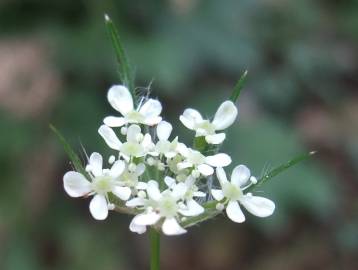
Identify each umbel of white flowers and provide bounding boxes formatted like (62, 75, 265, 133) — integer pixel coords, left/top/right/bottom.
(63, 85, 275, 236)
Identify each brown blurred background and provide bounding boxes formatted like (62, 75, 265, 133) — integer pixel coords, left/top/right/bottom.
(0, 0, 357, 269)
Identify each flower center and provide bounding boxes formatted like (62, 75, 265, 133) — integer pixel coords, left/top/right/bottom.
(121, 142, 144, 157)
(158, 195, 178, 217)
(188, 151, 205, 165)
(126, 111, 145, 123)
(120, 171, 138, 187)
(156, 140, 171, 154)
(223, 183, 243, 201)
(92, 176, 114, 194)
(195, 120, 216, 135)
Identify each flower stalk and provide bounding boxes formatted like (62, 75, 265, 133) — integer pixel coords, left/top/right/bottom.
(150, 228, 161, 270)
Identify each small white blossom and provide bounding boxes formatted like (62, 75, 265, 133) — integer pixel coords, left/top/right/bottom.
(164, 176, 205, 216)
(177, 143, 231, 176)
(63, 152, 131, 220)
(179, 101, 238, 144)
(99, 124, 154, 160)
(119, 162, 146, 190)
(149, 121, 179, 158)
(103, 85, 162, 127)
(127, 180, 201, 235)
(211, 166, 275, 223)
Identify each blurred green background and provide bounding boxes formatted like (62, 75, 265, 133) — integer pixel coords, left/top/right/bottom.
(0, 0, 357, 269)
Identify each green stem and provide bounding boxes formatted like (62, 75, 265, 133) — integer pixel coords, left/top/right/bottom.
(150, 228, 160, 270)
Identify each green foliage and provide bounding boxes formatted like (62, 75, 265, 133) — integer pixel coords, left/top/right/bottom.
(230, 70, 248, 103)
(50, 124, 89, 179)
(245, 151, 316, 192)
(104, 14, 135, 101)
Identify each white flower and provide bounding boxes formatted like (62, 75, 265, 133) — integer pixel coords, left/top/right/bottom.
(149, 121, 179, 158)
(63, 153, 131, 220)
(177, 143, 231, 176)
(179, 101, 238, 144)
(119, 162, 147, 189)
(164, 176, 205, 216)
(128, 180, 200, 235)
(99, 124, 154, 160)
(103, 85, 162, 127)
(211, 165, 275, 223)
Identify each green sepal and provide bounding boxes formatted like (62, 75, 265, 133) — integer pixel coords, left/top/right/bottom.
(193, 136, 207, 152)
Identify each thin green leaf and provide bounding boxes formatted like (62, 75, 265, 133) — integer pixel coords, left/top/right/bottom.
(104, 14, 135, 100)
(245, 151, 317, 192)
(230, 70, 248, 103)
(50, 124, 89, 178)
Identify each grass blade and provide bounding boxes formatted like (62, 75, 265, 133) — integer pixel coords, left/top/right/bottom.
(50, 124, 89, 178)
(104, 14, 135, 100)
(246, 151, 317, 192)
(230, 70, 248, 103)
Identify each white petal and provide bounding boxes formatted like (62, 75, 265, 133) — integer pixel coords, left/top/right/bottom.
(216, 167, 228, 185)
(177, 162, 193, 171)
(205, 153, 232, 167)
(226, 200, 245, 223)
(127, 124, 141, 143)
(205, 133, 226, 144)
(142, 133, 154, 149)
(172, 182, 187, 199)
(133, 212, 161, 226)
(176, 142, 189, 157)
(212, 101, 238, 130)
(129, 218, 147, 234)
(240, 195, 275, 218)
(179, 108, 202, 130)
(136, 181, 147, 190)
(135, 163, 146, 176)
(183, 108, 203, 122)
(112, 186, 131, 201)
(179, 116, 195, 130)
(110, 160, 125, 178)
(126, 197, 146, 207)
(89, 194, 108, 220)
(162, 218, 187, 235)
(179, 199, 204, 216)
(139, 99, 162, 118)
(143, 116, 162, 126)
(98, 125, 122, 150)
(157, 121, 172, 141)
(107, 85, 133, 115)
(197, 164, 214, 176)
(164, 176, 176, 188)
(63, 171, 91, 197)
(211, 189, 224, 201)
(231, 165, 251, 187)
(103, 116, 127, 127)
(146, 180, 161, 201)
(193, 191, 206, 198)
(89, 152, 103, 177)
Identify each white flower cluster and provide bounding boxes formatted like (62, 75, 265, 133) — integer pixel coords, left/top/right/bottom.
(63, 85, 275, 235)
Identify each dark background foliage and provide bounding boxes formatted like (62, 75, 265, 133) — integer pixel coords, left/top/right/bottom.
(0, 0, 357, 269)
